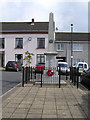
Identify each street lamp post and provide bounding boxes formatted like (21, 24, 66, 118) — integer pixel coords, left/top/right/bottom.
(70, 24, 73, 81)
(71, 24, 73, 67)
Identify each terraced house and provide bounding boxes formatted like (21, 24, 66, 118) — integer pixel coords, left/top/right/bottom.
(55, 32, 89, 67)
(0, 13, 89, 67)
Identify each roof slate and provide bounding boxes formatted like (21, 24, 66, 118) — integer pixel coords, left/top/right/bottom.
(55, 32, 89, 41)
(0, 22, 49, 33)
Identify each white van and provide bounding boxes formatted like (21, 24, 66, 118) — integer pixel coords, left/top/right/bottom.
(57, 62, 70, 74)
(75, 62, 88, 73)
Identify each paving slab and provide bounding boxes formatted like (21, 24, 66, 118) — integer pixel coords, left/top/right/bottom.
(2, 80, 89, 119)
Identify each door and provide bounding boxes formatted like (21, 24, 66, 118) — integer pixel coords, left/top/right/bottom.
(0, 51, 5, 67)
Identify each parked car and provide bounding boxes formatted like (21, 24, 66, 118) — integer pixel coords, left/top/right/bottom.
(75, 62, 88, 74)
(80, 68, 90, 86)
(57, 62, 70, 75)
(35, 63, 45, 73)
(5, 61, 22, 72)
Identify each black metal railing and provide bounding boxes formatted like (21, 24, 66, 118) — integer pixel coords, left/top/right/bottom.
(70, 67, 80, 88)
(22, 66, 80, 88)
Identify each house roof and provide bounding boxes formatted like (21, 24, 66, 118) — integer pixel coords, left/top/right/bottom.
(55, 32, 89, 41)
(0, 22, 49, 33)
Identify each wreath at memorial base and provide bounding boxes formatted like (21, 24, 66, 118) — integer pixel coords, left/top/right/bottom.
(47, 69, 54, 76)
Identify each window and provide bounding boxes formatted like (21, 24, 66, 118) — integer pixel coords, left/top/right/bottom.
(37, 54, 45, 64)
(37, 38, 45, 48)
(56, 44, 64, 51)
(15, 38, 23, 48)
(0, 38, 5, 49)
(84, 64, 87, 69)
(73, 44, 83, 51)
(15, 54, 23, 65)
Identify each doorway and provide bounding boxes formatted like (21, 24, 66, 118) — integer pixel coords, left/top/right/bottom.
(0, 51, 5, 67)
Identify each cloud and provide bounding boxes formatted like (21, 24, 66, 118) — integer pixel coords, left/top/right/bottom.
(0, 0, 88, 32)
(55, 2, 88, 32)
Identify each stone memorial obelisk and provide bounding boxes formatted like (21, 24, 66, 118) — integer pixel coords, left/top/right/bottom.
(44, 12, 58, 68)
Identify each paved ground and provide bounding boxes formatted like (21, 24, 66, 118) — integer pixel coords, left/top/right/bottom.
(2, 80, 89, 119)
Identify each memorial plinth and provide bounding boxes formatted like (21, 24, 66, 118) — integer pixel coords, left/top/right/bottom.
(44, 52, 57, 68)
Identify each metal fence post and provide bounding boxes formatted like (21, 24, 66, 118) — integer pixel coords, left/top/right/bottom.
(27, 67, 29, 81)
(77, 67, 79, 88)
(66, 70, 68, 80)
(73, 67, 76, 86)
(59, 66, 61, 88)
(25, 67, 28, 84)
(35, 68, 36, 79)
(41, 67, 42, 87)
(70, 67, 73, 82)
(22, 67, 24, 87)
(70, 67, 71, 80)
(29, 66, 30, 80)
(31, 66, 32, 79)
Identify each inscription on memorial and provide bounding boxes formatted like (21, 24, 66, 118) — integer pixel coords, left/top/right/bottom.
(49, 40, 53, 43)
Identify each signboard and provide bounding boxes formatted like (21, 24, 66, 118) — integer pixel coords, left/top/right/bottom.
(56, 57, 66, 62)
(49, 40, 53, 43)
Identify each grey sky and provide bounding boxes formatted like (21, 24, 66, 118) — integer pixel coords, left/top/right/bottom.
(0, 0, 89, 32)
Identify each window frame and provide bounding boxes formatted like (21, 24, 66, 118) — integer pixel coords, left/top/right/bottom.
(37, 54, 45, 64)
(15, 38, 23, 49)
(73, 44, 83, 51)
(37, 38, 45, 49)
(15, 54, 23, 65)
(0, 38, 5, 49)
(56, 43, 64, 51)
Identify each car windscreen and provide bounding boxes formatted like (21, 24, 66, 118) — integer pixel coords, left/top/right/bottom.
(58, 64, 68, 67)
(78, 64, 83, 68)
(8, 61, 17, 64)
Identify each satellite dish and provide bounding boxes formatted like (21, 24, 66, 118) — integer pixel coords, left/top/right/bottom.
(28, 37, 32, 41)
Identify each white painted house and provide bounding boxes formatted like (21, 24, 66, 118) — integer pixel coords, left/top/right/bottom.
(0, 19, 49, 67)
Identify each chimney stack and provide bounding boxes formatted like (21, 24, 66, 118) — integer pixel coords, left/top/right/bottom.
(31, 18, 34, 25)
(32, 18, 34, 23)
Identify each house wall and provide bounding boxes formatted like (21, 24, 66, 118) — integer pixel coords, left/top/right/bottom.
(0, 33, 89, 68)
(55, 41, 89, 67)
(0, 33, 48, 66)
